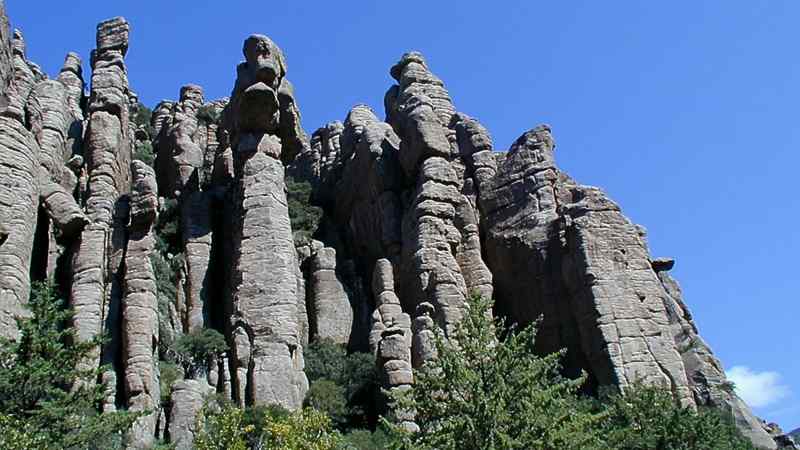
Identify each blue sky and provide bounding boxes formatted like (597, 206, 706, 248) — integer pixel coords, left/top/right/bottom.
(7, 0, 799, 430)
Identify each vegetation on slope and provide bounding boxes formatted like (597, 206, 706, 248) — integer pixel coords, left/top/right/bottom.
(0, 282, 137, 449)
(286, 176, 322, 245)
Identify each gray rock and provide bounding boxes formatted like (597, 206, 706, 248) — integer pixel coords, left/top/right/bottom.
(122, 161, 160, 449)
(168, 379, 214, 450)
(307, 246, 354, 344)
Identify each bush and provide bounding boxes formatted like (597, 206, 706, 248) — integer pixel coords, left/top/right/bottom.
(305, 379, 349, 428)
(134, 141, 155, 167)
(173, 329, 227, 378)
(152, 198, 183, 361)
(344, 428, 396, 450)
(196, 104, 221, 125)
(597, 383, 755, 450)
(386, 294, 603, 450)
(257, 407, 345, 450)
(286, 176, 322, 245)
(159, 361, 183, 405)
(304, 339, 379, 430)
(195, 405, 345, 450)
(195, 405, 252, 450)
(0, 281, 138, 449)
(131, 102, 157, 139)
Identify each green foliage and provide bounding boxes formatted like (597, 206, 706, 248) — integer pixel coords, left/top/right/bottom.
(387, 294, 604, 450)
(0, 281, 138, 449)
(597, 383, 756, 450)
(132, 102, 157, 139)
(173, 328, 227, 378)
(151, 198, 183, 360)
(343, 428, 396, 450)
(306, 379, 349, 428)
(196, 404, 346, 450)
(195, 405, 253, 450)
(196, 104, 221, 125)
(134, 141, 155, 167)
(304, 339, 379, 430)
(256, 407, 346, 450)
(159, 361, 182, 405)
(286, 176, 322, 245)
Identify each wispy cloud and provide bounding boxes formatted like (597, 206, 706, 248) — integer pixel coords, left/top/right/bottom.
(727, 366, 790, 408)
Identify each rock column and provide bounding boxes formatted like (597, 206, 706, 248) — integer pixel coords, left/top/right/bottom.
(122, 161, 160, 449)
(224, 34, 308, 409)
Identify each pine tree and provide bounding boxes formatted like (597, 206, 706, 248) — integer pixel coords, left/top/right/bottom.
(0, 281, 138, 449)
(388, 294, 603, 450)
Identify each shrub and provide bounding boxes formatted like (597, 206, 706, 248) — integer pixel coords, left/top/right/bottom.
(195, 405, 346, 450)
(195, 405, 252, 450)
(344, 428, 396, 450)
(134, 141, 155, 167)
(159, 361, 183, 405)
(0, 281, 138, 449)
(196, 104, 221, 125)
(597, 383, 755, 450)
(304, 339, 379, 430)
(286, 176, 322, 245)
(305, 379, 349, 428)
(386, 294, 603, 450)
(257, 407, 345, 450)
(173, 329, 227, 378)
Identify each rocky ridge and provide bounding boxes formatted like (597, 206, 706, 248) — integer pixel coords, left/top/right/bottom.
(0, 3, 785, 448)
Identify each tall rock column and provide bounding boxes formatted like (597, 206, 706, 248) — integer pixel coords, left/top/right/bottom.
(385, 52, 492, 332)
(71, 17, 133, 403)
(0, 32, 39, 338)
(369, 259, 416, 432)
(223, 34, 308, 409)
(122, 161, 160, 449)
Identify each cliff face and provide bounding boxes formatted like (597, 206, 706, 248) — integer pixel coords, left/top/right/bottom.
(0, 4, 781, 448)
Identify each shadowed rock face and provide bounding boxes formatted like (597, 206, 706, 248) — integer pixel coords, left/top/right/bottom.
(0, 4, 782, 447)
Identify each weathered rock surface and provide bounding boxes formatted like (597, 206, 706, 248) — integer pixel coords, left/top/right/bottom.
(0, 5, 782, 447)
(122, 161, 160, 449)
(222, 34, 308, 409)
(168, 379, 214, 450)
(307, 246, 354, 344)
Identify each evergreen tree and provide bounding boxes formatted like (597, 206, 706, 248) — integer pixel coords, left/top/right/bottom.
(0, 281, 137, 449)
(597, 383, 756, 450)
(387, 294, 603, 450)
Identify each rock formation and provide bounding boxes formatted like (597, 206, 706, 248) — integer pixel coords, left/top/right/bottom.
(220, 33, 309, 409)
(0, 3, 783, 447)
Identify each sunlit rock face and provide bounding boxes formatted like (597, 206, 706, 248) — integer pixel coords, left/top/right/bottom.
(0, 4, 780, 448)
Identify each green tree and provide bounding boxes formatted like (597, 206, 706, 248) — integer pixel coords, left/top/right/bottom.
(286, 176, 322, 245)
(387, 294, 603, 450)
(597, 383, 756, 450)
(304, 339, 379, 430)
(343, 428, 396, 450)
(173, 328, 227, 378)
(196, 404, 347, 450)
(0, 281, 138, 449)
(134, 140, 155, 166)
(305, 379, 349, 428)
(195, 404, 252, 450)
(257, 407, 346, 450)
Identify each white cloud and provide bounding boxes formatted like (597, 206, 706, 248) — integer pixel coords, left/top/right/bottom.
(727, 366, 790, 408)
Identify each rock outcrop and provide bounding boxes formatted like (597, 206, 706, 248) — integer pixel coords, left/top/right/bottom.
(0, 4, 782, 447)
(122, 161, 160, 449)
(221, 34, 308, 409)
